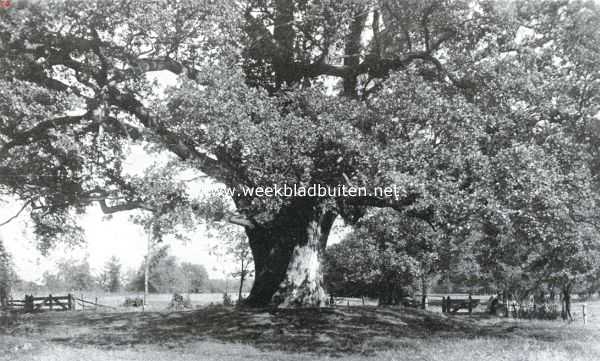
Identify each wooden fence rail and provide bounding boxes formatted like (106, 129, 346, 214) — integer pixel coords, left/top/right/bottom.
(7, 294, 118, 312)
(72, 297, 117, 310)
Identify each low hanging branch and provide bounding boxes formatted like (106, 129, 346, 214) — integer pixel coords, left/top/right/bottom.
(97, 199, 156, 214)
(222, 212, 255, 229)
(0, 200, 31, 227)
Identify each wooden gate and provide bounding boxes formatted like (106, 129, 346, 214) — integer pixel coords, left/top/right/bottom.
(7, 294, 74, 311)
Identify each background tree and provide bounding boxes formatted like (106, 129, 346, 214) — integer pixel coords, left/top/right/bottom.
(128, 244, 169, 293)
(127, 163, 199, 301)
(210, 226, 254, 302)
(325, 234, 398, 302)
(225, 227, 254, 302)
(151, 255, 186, 294)
(324, 209, 446, 305)
(0, 236, 15, 307)
(128, 247, 210, 294)
(180, 262, 209, 293)
(99, 255, 122, 293)
(42, 258, 95, 292)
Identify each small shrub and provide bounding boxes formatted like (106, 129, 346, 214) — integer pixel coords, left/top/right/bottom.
(222, 292, 234, 306)
(168, 293, 192, 310)
(123, 296, 144, 307)
(510, 303, 560, 320)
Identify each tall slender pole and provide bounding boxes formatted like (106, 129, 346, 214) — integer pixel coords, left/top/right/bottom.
(144, 234, 151, 310)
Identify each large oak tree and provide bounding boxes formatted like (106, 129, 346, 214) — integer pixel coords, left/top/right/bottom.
(1, 0, 600, 307)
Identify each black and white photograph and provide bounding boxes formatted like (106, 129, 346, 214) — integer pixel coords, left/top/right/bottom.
(1, 0, 600, 360)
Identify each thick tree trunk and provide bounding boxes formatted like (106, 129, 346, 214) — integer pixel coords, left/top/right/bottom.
(343, 9, 367, 98)
(244, 199, 336, 307)
(273, 0, 295, 88)
(274, 213, 330, 307)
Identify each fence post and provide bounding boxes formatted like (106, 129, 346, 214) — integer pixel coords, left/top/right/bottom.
(468, 294, 473, 315)
(502, 291, 508, 318)
(582, 303, 587, 325)
(49, 294, 53, 311)
(442, 296, 446, 313)
(81, 294, 84, 311)
(68, 294, 72, 311)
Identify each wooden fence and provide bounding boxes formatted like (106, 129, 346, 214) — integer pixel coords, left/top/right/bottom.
(6, 294, 116, 312)
(7, 294, 74, 311)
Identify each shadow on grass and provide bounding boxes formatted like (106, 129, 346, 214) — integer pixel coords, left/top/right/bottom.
(1, 306, 589, 355)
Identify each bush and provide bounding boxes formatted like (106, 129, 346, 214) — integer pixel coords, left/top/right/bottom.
(510, 303, 560, 320)
(222, 292, 234, 306)
(123, 296, 144, 307)
(168, 293, 192, 310)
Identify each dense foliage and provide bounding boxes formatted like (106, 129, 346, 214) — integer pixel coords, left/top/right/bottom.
(325, 209, 440, 304)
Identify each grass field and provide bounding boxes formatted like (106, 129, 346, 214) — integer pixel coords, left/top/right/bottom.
(65, 292, 249, 311)
(1, 299, 599, 361)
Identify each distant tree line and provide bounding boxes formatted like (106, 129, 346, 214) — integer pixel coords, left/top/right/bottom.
(9, 246, 251, 296)
(0, 236, 16, 307)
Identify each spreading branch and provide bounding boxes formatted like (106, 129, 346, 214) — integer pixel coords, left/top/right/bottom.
(0, 113, 90, 157)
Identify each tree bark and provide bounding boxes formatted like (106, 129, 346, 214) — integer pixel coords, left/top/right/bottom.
(244, 199, 336, 307)
(273, 0, 296, 88)
(343, 9, 367, 98)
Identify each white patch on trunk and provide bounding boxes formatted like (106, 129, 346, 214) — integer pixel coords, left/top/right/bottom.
(276, 220, 327, 307)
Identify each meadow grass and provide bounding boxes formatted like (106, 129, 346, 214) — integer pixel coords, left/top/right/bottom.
(1, 300, 599, 361)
